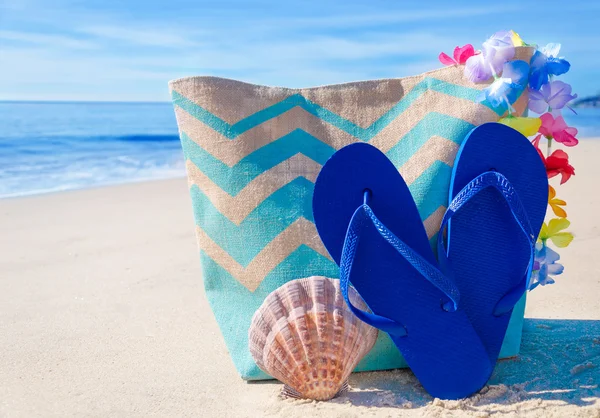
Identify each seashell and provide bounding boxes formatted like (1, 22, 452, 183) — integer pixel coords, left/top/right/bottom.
(248, 276, 378, 401)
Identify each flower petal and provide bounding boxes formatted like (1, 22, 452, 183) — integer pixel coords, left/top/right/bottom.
(554, 130, 579, 147)
(541, 277, 556, 286)
(528, 88, 549, 114)
(439, 52, 457, 66)
(550, 232, 574, 248)
(538, 222, 549, 241)
(529, 68, 549, 91)
(547, 218, 570, 235)
(538, 113, 554, 137)
(498, 116, 541, 137)
(455, 44, 476, 64)
(510, 31, 525, 46)
(530, 50, 547, 69)
(503, 60, 529, 86)
(546, 57, 570, 76)
(545, 246, 561, 263)
(546, 149, 575, 184)
(548, 185, 568, 218)
(546, 81, 577, 110)
(550, 203, 567, 219)
(464, 54, 492, 82)
(551, 117, 579, 146)
(541, 43, 562, 57)
(547, 262, 564, 276)
(529, 50, 549, 90)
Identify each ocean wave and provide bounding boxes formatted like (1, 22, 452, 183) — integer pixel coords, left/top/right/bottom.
(0, 142, 186, 198)
(0, 172, 186, 199)
(0, 161, 186, 199)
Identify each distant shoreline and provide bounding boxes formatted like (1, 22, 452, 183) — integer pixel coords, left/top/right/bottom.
(572, 95, 600, 108)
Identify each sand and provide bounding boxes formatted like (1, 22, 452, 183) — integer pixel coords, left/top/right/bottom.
(1, 140, 599, 417)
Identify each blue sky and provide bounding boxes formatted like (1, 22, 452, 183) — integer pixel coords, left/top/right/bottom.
(0, 0, 598, 101)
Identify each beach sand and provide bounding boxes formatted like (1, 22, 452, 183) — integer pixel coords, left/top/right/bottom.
(1, 140, 599, 417)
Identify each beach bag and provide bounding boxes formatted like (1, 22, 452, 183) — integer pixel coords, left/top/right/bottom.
(169, 47, 534, 380)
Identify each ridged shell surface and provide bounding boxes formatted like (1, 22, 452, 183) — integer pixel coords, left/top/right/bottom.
(248, 276, 378, 401)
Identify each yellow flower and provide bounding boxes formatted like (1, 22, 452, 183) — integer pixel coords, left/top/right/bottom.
(548, 185, 567, 218)
(498, 116, 542, 137)
(538, 218, 573, 248)
(510, 30, 525, 47)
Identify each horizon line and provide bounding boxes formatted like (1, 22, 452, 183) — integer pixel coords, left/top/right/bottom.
(0, 100, 172, 105)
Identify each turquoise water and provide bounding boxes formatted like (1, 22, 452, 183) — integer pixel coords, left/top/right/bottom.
(563, 107, 600, 138)
(0, 101, 183, 198)
(0, 101, 598, 198)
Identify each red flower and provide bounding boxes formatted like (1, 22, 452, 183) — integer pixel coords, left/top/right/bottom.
(439, 44, 477, 66)
(532, 135, 575, 184)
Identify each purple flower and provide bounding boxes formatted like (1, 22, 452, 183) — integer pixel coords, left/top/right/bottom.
(465, 31, 516, 83)
(528, 80, 578, 114)
(465, 54, 489, 83)
(529, 44, 571, 90)
(477, 60, 529, 113)
(529, 242, 564, 290)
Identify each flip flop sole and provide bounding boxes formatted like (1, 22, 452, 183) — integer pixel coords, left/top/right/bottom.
(313, 143, 492, 399)
(447, 123, 548, 364)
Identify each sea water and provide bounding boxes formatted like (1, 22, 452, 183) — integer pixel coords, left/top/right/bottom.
(0, 101, 184, 198)
(0, 101, 598, 198)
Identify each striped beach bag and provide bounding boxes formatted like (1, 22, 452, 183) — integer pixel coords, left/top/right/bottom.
(169, 47, 533, 380)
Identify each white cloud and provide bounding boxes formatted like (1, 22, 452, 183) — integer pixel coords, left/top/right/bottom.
(0, 30, 97, 49)
(78, 26, 202, 48)
(0, 0, 596, 100)
(270, 6, 522, 30)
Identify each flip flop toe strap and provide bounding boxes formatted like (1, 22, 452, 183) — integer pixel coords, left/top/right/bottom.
(437, 171, 536, 317)
(340, 193, 461, 337)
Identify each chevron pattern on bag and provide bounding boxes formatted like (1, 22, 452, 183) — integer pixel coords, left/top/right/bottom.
(171, 74, 509, 292)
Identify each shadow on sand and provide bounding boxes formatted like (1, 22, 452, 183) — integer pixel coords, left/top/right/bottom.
(331, 318, 600, 411)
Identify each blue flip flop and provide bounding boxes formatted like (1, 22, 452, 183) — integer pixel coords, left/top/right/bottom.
(313, 143, 492, 400)
(438, 122, 548, 365)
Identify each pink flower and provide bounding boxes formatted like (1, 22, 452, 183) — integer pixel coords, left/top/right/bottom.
(439, 44, 477, 66)
(538, 113, 579, 146)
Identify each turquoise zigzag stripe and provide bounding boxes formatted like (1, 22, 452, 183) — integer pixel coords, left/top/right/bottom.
(172, 77, 485, 141)
(185, 113, 471, 266)
(199, 246, 340, 380)
(411, 161, 453, 221)
(386, 114, 474, 166)
(182, 130, 335, 196)
(182, 113, 472, 196)
(190, 177, 314, 266)
(190, 161, 452, 266)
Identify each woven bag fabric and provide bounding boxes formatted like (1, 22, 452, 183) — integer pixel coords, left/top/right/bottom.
(169, 47, 534, 380)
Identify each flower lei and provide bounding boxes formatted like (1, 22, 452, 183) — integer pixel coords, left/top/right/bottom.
(439, 30, 577, 290)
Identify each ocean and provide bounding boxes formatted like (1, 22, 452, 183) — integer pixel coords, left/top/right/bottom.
(0, 101, 184, 198)
(0, 101, 598, 199)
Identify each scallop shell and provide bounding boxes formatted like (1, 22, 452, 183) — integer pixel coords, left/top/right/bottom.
(248, 276, 378, 401)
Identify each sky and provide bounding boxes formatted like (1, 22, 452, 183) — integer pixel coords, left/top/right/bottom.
(0, 0, 598, 102)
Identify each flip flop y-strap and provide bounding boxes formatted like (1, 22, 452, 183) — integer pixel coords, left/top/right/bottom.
(340, 191, 461, 337)
(437, 171, 536, 316)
